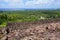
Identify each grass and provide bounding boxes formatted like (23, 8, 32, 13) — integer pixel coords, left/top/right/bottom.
(0, 10, 60, 27)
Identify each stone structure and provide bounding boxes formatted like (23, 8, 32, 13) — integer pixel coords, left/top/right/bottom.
(0, 19, 60, 40)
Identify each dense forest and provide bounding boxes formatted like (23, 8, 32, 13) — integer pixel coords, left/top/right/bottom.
(0, 10, 60, 26)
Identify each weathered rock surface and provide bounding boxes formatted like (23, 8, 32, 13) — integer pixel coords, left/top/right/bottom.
(0, 19, 60, 40)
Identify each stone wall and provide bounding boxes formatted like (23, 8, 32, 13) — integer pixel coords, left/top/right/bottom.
(6, 18, 60, 33)
(0, 18, 60, 40)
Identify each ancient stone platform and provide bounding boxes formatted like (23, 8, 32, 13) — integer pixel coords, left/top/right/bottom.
(1, 19, 60, 40)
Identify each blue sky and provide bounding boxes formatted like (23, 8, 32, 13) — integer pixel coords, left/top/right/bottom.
(0, 0, 60, 9)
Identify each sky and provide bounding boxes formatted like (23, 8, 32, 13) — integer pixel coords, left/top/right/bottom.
(0, 0, 60, 9)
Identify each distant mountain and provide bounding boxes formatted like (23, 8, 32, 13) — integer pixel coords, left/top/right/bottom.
(0, 8, 60, 11)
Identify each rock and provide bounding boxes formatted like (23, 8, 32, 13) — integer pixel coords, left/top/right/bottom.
(1, 19, 60, 40)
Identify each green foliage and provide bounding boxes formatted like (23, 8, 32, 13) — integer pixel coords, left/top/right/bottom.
(0, 10, 60, 26)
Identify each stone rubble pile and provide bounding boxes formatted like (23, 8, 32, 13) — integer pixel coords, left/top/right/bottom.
(0, 19, 60, 40)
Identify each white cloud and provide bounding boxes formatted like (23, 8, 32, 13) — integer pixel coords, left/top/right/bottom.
(36, 0, 54, 4)
(0, 0, 24, 8)
(0, 0, 60, 9)
(2, 0, 22, 3)
(25, 0, 54, 7)
(3, 0, 9, 2)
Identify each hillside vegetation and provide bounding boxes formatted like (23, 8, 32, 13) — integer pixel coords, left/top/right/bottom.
(0, 10, 60, 26)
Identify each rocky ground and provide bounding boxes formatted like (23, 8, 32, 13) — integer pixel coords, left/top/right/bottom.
(0, 19, 60, 40)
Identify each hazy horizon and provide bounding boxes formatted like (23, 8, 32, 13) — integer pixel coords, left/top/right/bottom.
(0, 0, 60, 10)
